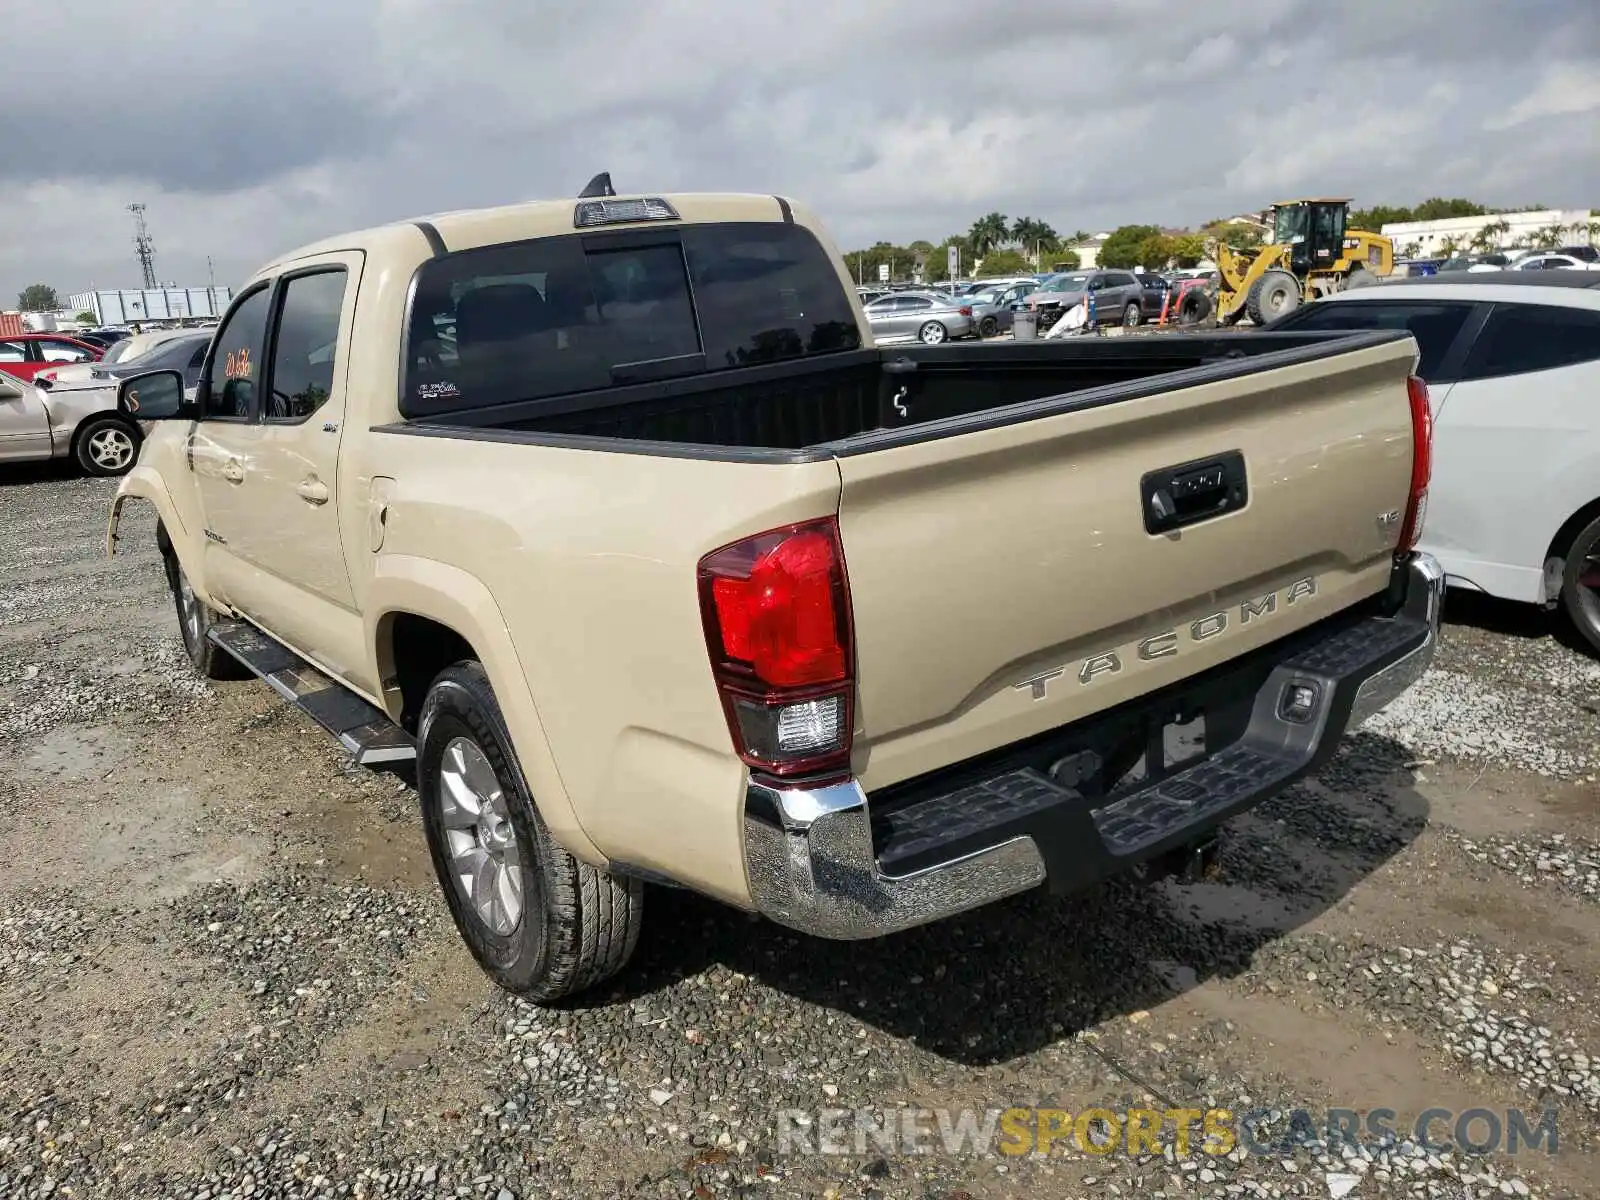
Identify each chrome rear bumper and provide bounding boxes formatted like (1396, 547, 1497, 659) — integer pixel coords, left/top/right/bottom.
(742, 553, 1444, 941)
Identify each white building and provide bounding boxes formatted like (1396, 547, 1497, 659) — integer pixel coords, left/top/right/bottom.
(1381, 209, 1593, 257)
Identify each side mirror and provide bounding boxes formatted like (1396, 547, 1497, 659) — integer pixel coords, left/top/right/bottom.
(118, 370, 194, 420)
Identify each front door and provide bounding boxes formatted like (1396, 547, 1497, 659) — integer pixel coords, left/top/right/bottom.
(0, 373, 51, 462)
(194, 255, 367, 682)
(190, 284, 273, 606)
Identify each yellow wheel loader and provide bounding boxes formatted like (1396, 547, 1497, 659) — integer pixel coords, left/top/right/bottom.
(1211, 199, 1395, 326)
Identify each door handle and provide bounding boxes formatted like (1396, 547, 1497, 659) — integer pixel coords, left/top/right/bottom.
(297, 477, 330, 505)
(222, 457, 245, 483)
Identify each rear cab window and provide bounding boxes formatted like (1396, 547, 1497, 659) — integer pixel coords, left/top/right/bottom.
(401, 222, 861, 417)
(1267, 299, 1477, 380)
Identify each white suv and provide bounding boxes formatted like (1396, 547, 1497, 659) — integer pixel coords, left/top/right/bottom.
(1265, 273, 1600, 652)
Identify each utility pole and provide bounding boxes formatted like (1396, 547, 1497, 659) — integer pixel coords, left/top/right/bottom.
(207, 256, 216, 290)
(129, 203, 157, 288)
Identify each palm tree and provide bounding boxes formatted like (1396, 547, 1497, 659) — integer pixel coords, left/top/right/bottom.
(1470, 218, 1510, 254)
(1531, 224, 1565, 249)
(968, 213, 1010, 257)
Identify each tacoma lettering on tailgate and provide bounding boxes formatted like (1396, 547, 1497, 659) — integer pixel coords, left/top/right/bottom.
(1013, 576, 1318, 701)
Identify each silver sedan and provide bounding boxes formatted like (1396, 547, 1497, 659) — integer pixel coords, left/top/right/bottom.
(862, 291, 976, 344)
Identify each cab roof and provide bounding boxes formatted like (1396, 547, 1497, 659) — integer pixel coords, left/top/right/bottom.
(1272, 198, 1352, 206)
(260, 191, 802, 275)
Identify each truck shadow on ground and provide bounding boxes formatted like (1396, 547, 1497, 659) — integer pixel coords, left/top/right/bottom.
(600, 732, 1427, 1067)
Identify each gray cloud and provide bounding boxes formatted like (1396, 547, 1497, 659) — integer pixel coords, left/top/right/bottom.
(3, 0, 1597, 301)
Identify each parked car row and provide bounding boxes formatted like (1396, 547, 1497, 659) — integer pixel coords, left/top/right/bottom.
(0, 329, 214, 477)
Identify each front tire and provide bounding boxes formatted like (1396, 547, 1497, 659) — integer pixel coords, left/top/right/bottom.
(74, 416, 140, 477)
(1122, 302, 1142, 328)
(1560, 515, 1600, 656)
(164, 551, 249, 680)
(917, 321, 948, 345)
(418, 661, 642, 1001)
(978, 315, 999, 338)
(1246, 270, 1302, 324)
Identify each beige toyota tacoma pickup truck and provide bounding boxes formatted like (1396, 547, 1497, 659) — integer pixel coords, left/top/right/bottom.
(108, 182, 1443, 1001)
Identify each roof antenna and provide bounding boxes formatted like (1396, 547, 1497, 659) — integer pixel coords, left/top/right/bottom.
(579, 172, 616, 198)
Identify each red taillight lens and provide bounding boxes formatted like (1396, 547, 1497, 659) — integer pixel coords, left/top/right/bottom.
(959, 305, 973, 317)
(1397, 375, 1433, 553)
(699, 518, 854, 779)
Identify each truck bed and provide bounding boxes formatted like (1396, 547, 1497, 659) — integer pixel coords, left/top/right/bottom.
(393, 330, 1403, 459)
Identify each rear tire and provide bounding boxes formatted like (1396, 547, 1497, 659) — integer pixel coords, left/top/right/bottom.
(164, 550, 249, 680)
(1560, 515, 1600, 657)
(1246, 270, 1302, 324)
(917, 321, 948, 345)
(418, 661, 643, 1002)
(74, 416, 140, 477)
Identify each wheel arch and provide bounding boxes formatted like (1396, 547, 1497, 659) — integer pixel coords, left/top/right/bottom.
(368, 555, 604, 866)
(1546, 495, 1600, 570)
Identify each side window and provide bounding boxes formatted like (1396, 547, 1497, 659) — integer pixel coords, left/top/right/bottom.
(205, 288, 272, 419)
(39, 340, 95, 363)
(265, 270, 348, 422)
(1460, 304, 1600, 381)
(0, 341, 25, 363)
(902, 296, 933, 310)
(1271, 301, 1476, 380)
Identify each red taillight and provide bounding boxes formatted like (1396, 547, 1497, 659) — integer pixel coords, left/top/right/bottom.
(1397, 375, 1433, 553)
(699, 518, 854, 779)
(959, 305, 973, 317)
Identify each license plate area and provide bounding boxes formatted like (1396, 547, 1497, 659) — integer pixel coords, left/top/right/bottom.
(1050, 703, 1213, 802)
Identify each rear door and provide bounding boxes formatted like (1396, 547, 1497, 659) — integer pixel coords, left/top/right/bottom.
(833, 335, 1423, 791)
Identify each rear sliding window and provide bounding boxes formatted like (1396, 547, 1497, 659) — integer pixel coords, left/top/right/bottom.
(1268, 300, 1475, 380)
(401, 222, 861, 417)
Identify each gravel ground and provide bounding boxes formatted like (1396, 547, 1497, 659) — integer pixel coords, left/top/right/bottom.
(1, 467, 1598, 1199)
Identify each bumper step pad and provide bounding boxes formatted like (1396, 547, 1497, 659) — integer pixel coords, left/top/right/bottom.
(207, 621, 415, 765)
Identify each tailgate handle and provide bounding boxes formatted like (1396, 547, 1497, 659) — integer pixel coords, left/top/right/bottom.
(1140, 451, 1247, 535)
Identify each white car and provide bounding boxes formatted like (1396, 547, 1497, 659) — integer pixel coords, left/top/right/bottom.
(1263, 273, 1600, 651)
(1510, 253, 1600, 272)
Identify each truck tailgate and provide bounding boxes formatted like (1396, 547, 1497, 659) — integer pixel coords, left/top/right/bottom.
(836, 336, 1419, 792)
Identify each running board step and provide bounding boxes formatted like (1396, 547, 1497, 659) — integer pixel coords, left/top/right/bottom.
(207, 621, 415, 765)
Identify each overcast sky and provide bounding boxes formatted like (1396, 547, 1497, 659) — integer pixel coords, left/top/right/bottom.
(5, 0, 1597, 302)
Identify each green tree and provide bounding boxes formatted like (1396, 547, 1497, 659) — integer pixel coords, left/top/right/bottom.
(73, 310, 98, 324)
(17, 284, 59, 310)
(1133, 233, 1176, 270)
(1411, 197, 1487, 222)
(1201, 221, 1263, 251)
(1401, 241, 1423, 258)
(1437, 236, 1461, 258)
(978, 248, 1033, 276)
(1046, 249, 1081, 271)
(1348, 204, 1415, 231)
(1067, 230, 1093, 245)
(841, 242, 915, 285)
(967, 212, 1010, 256)
(1471, 218, 1511, 253)
(1010, 217, 1059, 260)
(1098, 224, 1164, 269)
(922, 236, 971, 283)
(1531, 224, 1565, 249)
(1169, 234, 1207, 268)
